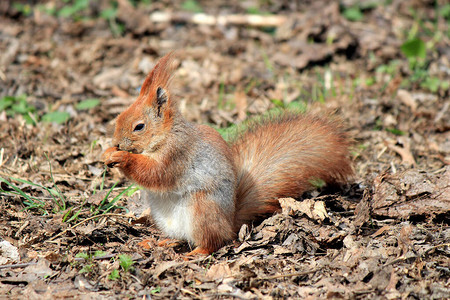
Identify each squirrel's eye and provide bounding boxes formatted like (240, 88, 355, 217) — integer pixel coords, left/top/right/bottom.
(133, 123, 145, 132)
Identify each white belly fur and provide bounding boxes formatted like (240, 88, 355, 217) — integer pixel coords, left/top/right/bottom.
(141, 190, 194, 242)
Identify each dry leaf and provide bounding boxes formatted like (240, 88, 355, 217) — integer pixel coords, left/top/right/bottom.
(0, 240, 20, 264)
(206, 263, 232, 281)
(312, 201, 329, 221)
(370, 167, 449, 218)
(387, 137, 416, 166)
(153, 261, 180, 279)
(398, 224, 414, 257)
(279, 198, 328, 221)
(234, 89, 247, 122)
(397, 89, 417, 113)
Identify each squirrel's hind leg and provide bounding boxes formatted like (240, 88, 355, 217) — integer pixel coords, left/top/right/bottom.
(190, 190, 235, 255)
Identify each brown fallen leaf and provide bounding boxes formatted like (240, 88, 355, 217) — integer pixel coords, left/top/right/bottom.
(369, 167, 449, 218)
(386, 267, 399, 292)
(206, 262, 232, 281)
(238, 223, 250, 242)
(398, 224, 414, 257)
(369, 265, 393, 291)
(21, 259, 53, 282)
(131, 208, 153, 225)
(74, 223, 96, 236)
(397, 89, 417, 113)
(312, 201, 329, 222)
(153, 261, 180, 279)
(0, 240, 19, 264)
(234, 89, 247, 122)
(354, 189, 371, 228)
(86, 190, 108, 206)
(386, 137, 416, 166)
(279, 197, 312, 217)
(116, 0, 153, 34)
(111, 85, 130, 98)
(74, 275, 97, 291)
(273, 42, 336, 70)
(385, 76, 402, 96)
(279, 198, 329, 222)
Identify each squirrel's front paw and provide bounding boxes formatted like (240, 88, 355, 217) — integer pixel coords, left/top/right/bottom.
(103, 147, 129, 168)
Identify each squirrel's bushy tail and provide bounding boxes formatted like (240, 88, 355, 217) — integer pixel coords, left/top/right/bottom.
(231, 112, 353, 230)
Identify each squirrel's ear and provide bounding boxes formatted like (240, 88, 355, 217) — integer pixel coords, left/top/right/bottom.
(155, 87, 168, 117)
(140, 52, 175, 98)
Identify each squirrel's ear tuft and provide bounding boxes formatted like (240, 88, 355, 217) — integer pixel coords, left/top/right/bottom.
(140, 52, 176, 98)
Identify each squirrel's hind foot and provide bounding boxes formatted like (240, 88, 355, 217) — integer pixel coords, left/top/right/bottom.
(185, 247, 212, 257)
(157, 238, 183, 248)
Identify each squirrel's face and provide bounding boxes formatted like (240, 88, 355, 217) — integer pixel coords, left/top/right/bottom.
(113, 86, 174, 154)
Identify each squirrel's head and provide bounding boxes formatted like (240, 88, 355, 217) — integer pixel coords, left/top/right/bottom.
(113, 52, 177, 154)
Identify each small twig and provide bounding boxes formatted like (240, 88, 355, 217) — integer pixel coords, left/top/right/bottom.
(46, 213, 132, 242)
(45, 270, 61, 280)
(383, 256, 414, 267)
(180, 288, 201, 299)
(216, 293, 250, 300)
(150, 12, 287, 27)
(130, 274, 143, 285)
(422, 243, 450, 256)
(15, 220, 30, 238)
(0, 262, 37, 270)
(382, 243, 450, 268)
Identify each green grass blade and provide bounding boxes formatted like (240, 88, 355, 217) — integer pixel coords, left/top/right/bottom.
(101, 185, 134, 214)
(44, 153, 66, 210)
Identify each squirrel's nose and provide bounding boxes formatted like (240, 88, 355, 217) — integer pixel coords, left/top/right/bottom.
(117, 138, 132, 151)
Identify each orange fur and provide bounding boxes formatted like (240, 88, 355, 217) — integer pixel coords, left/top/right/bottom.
(103, 148, 178, 190)
(157, 239, 182, 248)
(103, 53, 354, 255)
(231, 113, 353, 229)
(191, 191, 235, 253)
(185, 247, 212, 257)
(112, 52, 177, 155)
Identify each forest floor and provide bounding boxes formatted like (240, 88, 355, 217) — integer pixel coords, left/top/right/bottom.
(0, 0, 449, 299)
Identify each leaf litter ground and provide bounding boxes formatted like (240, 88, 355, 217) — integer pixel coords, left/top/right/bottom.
(0, 0, 449, 299)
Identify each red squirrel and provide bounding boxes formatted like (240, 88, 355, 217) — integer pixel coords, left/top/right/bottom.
(103, 53, 353, 255)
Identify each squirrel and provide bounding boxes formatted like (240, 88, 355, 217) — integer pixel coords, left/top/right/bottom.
(103, 52, 353, 256)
